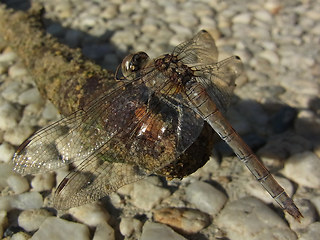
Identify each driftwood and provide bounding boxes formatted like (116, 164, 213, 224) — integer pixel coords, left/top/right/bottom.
(0, 3, 216, 179)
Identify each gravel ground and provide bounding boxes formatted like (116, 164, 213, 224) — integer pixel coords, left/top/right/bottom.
(0, 0, 320, 239)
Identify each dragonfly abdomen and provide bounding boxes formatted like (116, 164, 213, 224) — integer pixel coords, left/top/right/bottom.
(187, 82, 303, 221)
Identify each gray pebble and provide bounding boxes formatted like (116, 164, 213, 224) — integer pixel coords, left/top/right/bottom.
(18, 209, 53, 232)
(216, 197, 298, 240)
(140, 221, 186, 240)
(31, 217, 90, 240)
(185, 180, 227, 215)
(282, 151, 320, 189)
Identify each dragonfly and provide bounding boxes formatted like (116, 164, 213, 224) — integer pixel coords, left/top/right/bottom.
(12, 30, 302, 221)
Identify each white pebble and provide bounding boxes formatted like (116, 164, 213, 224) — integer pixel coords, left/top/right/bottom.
(8, 63, 28, 78)
(31, 217, 90, 240)
(68, 203, 110, 227)
(6, 175, 29, 194)
(18, 88, 42, 105)
(1, 81, 25, 102)
(10, 232, 31, 240)
(18, 209, 53, 232)
(0, 163, 14, 190)
(0, 142, 15, 163)
(119, 217, 142, 237)
(282, 151, 320, 189)
(298, 222, 320, 240)
(140, 222, 186, 240)
(0, 191, 43, 211)
(233, 13, 252, 24)
(0, 102, 20, 130)
(130, 177, 171, 211)
(92, 221, 115, 240)
(0, 51, 17, 63)
(3, 125, 34, 146)
(185, 180, 227, 215)
(31, 172, 55, 192)
(42, 101, 60, 121)
(0, 210, 8, 237)
(216, 197, 297, 240)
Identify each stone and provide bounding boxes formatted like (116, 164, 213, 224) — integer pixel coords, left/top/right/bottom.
(130, 177, 171, 211)
(31, 217, 90, 240)
(216, 197, 297, 240)
(3, 125, 34, 146)
(0, 163, 14, 190)
(6, 175, 29, 194)
(18, 88, 42, 105)
(0, 191, 43, 211)
(18, 209, 53, 232)
(10, 232, 31, 240)
(0, 102, 20, 130)
(185, 180, 227, 215)
(92, 221, 115, 240)
(0, 142, 15, 163)
(0, 210, 8, 237)
(298, 222, 320, 240)
(282, 151, 320, 189)
(119, 217, 142, 237)
(140, 222, 186, 240)
(153, 207, 210, 234)
(68, 203, 110, 227)
(31, 172, 55, 192)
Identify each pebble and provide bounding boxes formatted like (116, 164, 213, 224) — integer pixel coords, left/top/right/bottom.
(41, 101, 60, 121)
(17, 88, 42, 105)
(0, 102, 20, 130)
(18, 209, 53, 232)
(286, 199, 317, 231)
(216, 197, 298, 240)
(119, 217, 143, 237)
(3, 125, 34, 146)
(298, 222, 320, 240)
(68, 203, 110, 227)
(31, 217, 90, 240)
(130, 177, 171, 211)
(9, 232, 31, 240)
(282, 151, 320, 189)
(0, 163, 14, 190)
(185, 180, 227, 215)
(140, 221, 186, 240)
(153, 207, 210, 234)
(0, 210, 8, 237)
(0, 192, 43, 211)
(31, 172, 55, 192)
(8, 63, 28, 79)
(1, 81, 26, 103)
(6, 175, 29, 194)
(92, 221, 115, 240)
(0, 51, 17, 64)
(0, 142, 15, 163)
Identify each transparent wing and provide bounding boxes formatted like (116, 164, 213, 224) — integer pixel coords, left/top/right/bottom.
(52, 75, 204, 209)
(193, 56, 243, 112)
(173, 30, 218, 66)
(12, 82, 128, 175)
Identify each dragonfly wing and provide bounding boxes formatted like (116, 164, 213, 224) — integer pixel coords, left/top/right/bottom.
(53, 82, 203, 209)
(12, 81, 134, 175)
(173, 30, 218, 66)
(194, 56, 243, 111)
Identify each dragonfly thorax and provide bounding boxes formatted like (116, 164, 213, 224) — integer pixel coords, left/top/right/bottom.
(154, 54, 193, 94)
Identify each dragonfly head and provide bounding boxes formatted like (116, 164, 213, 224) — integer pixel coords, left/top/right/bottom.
(121, 52, 150, 80)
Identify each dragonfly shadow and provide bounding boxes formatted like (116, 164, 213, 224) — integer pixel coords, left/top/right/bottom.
(215, 96, 319, 172)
